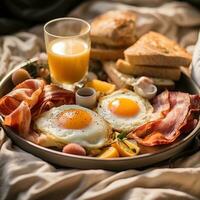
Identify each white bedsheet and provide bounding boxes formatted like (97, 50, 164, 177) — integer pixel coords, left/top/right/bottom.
(1, 1, 200, 199)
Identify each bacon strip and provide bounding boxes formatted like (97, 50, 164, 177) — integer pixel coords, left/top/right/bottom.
(190, 95, 200, 112)
(0, 79, 45, 135)
(0, 79, 45, 117)
(127, 91, 200, 146)
(13, 79, 45, 108)
(32, 84, 75, 118)
(150, 90, 170, 120)
(4, 101, 31, 136)
(0, 96, 20, 116)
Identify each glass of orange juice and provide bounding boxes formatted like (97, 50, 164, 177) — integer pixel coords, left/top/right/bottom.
(44, 17, 90, 89)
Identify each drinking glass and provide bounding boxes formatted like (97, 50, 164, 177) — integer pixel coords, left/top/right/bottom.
(44, 17, 91, 89)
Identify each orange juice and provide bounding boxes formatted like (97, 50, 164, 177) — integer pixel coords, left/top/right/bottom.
(47, 38, 90, 84)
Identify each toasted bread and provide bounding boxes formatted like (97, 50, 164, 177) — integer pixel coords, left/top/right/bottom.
(91, 46, 124, 61)
(124, 32, 192, 67)
(103, 61, 134, 88)
(91, 10, 137, 47)
(103, 61, 175, 90)
(116, 59, 181, 81)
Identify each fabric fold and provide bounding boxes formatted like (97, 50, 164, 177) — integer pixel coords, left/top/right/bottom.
(1, 1, 200, 200)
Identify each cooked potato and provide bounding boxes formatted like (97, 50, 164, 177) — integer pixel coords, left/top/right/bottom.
(98, 146, 119, 158)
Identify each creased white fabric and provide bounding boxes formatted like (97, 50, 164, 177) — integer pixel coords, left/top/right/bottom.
(0, 32, 44, 79)
(1, 1, 200, 200)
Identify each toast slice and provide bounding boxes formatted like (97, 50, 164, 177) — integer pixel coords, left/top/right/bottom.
(103, 61, 175, 90)
(91, 47, 124, 61)
(116, 59, 181, 81)
(103, 61, 134, 88)
(124, 31, 192, 67)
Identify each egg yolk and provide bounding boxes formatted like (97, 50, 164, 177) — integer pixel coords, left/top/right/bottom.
(57, 109, 92, 129)
(108, 98, 139, 117)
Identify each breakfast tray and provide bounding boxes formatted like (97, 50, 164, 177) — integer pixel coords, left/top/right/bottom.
(2, 2, 200, 200)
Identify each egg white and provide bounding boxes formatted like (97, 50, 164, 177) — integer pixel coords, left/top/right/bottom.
(34, 105, 112, 149)
(97, 89, 153, 133)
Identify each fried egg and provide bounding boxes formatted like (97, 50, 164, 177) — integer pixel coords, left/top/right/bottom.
(97, 89, 153, 133)
(34, 105, 112, 149)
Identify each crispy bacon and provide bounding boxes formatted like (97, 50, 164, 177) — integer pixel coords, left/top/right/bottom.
(0, 79, 45, 135)
(13, 79, 45, 108)
(0, 79, 44, 116)
(0, 96, 20, 116)
(32, 84, 75, 118)
(127, 91, 200, 146)
(4, 101, 31, 136)
(190, 95, 200, 112)
(151, 90, 170, 120)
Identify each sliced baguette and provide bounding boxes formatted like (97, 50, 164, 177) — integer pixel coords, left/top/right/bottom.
(116, 59, 181, 81)
(124, 31, 192, 67)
